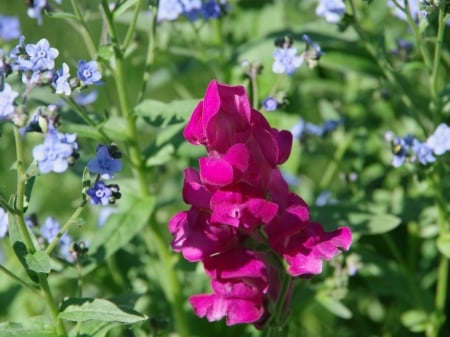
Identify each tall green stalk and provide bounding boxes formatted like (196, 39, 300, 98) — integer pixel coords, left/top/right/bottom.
(99, 2, 190, 336)
(12, 126, 68, 337)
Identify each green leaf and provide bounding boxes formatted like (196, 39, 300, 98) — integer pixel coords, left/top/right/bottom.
(143, 122, 185, 165)
(81, 195, 155, 275)
(25, 251, 52, 274)
(59, 298, 147, 323)
(437, 233, 450, 258)
(312, 204, 401, 235)
(317, 294, 352, 319)
(23, 176, 35, 212)
(64, 123, 105, 140)
(145, 144, 175, 167)
(7, 213, 39, 283)
(134, 99, 198, 127)
(0, 317, 56, 337)
(101, 117, 130, 141)
(98, 44, 114, 62)
(348, 213, 401, 235)
(401, 310, 428, 333)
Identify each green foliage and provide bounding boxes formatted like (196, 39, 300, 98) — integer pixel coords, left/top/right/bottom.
(0, 1, 449, 337)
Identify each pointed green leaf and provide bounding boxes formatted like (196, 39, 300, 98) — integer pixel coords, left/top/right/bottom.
(134, 99, 198, 127)
(7, 213, 39, 283)
(0, 317, 56, 337)
(349, 213, 401, 235)
(59, 298, 147, 323)
(317, 294, 352, 319)
(25, 251, 51, 274)
(101, 117, 130, 140)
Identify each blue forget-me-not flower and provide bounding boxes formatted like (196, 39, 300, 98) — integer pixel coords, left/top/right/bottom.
(87, 144, 123, 179)
(0, 15, 21, 41)
(77, 60, 102, 85)
(52, 63, 71, 95)
(87, 181, 121, 206)
(0, 83, 18, 120)
(25, 38, 59, 72)
(32, 127, 78, 173)
(202, 0, 222, 19)
(0, 207, 8, 238)
(272, 46, 304, 75)
(262, 96, 278, 111)
(426, 123, 450, 156)
(316, 0, 346, 23)
(411, 139, 435, 165)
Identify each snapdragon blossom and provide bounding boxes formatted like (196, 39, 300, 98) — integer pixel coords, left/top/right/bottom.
(169, 80, 352, 327)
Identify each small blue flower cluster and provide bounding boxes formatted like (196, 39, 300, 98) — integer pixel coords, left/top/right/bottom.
(157, 0, 229, 22)
(272, 34, 324, 76)
(291, 117, 343, 140)
(0, 36, 104, 174)
(316, 0, 346, 23)
(86, 144, 123, 206)
(390, 123, 450, 167)
(1, 36, 101, 98)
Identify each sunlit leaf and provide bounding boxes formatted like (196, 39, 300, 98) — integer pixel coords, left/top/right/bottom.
(59, 298, 147, 323)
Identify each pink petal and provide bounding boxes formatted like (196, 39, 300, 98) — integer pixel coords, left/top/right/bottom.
(199, 156, 234, 187)
(283, 223, 352, 277)
(182, 168, 212, 209)
(189, 294, 264, 325)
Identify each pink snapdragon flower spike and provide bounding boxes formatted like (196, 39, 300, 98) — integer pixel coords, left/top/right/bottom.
(169, 80, 352, 328)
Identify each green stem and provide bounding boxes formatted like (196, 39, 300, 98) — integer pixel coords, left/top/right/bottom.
(13, 127, 36, 253)
(38, 273, 67, 336)
(69, 0, 97, 58)
(99, 3, 190, 336)
(392, 0, 433, 72)
(318, 133, 353, 190)
(101, 0, 148, 196)
(45, 201, 87, 255)
(137, 0, 159, 103)
(250, 72, 259, 109)
(64, 97, 111, 141)
(0, 264, 40, 295)
(142, 226, 190, 337)
(13, 126, 67, 336)
(427, 170, 449, 337)
(430, 9, 447, 106)
(122, 0, 145, 51)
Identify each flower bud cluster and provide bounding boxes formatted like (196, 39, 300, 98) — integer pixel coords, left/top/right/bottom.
(169, 80, 352, 327)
